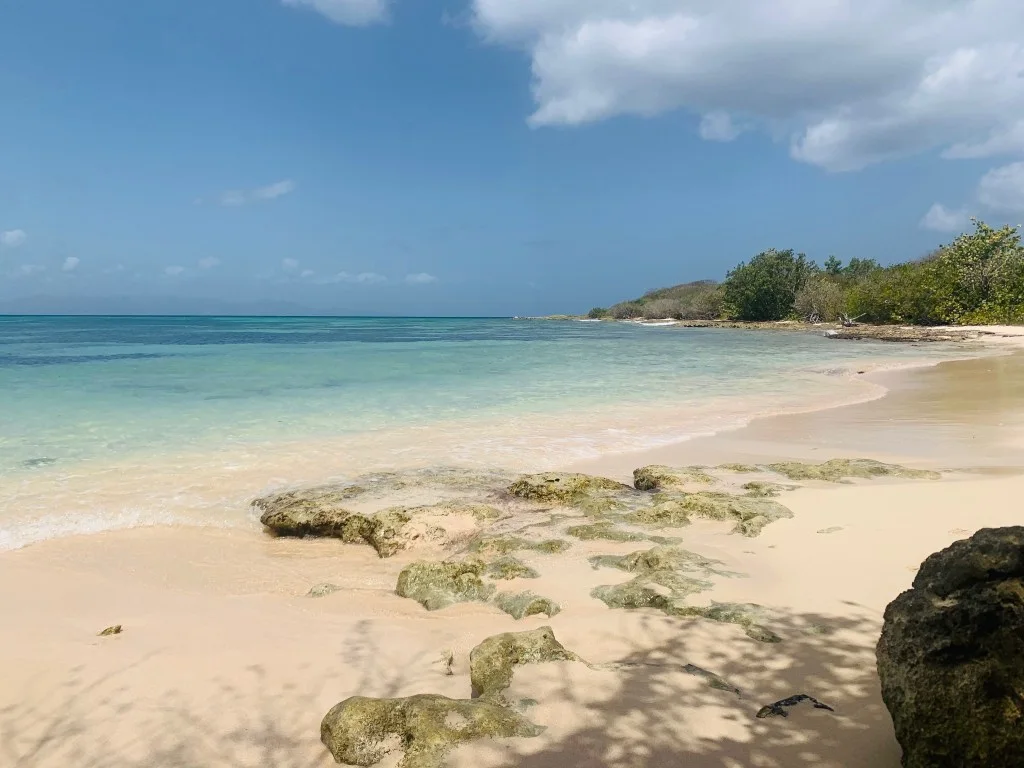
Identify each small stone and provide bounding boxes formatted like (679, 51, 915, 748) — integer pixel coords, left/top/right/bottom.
(756, 694, 834, 719)
(307, 583, 342, 598)
(98, 625, 123, 637)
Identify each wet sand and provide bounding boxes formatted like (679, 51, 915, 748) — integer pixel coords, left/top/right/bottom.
(1, 329, 1022, 768)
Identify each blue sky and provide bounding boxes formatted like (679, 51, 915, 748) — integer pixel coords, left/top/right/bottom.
(1, 0, 1023, 315)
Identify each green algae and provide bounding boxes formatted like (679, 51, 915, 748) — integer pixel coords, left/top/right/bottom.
(507, 473, 633, 514)
(766, 458, 941, 483)
(718, 463, 761, 474)
(396, 560, 496, 611)
(484, 556, 540, 581)
(742, 481, 789, 498)
(320, 694, 542, 768)
(588, 545, 725, 576)
(494, 591, 561, 620)
(467, 535, 570, 557)
(628, 492, 793, 537)
(633, 465, 717, 491)
(566, 521, 646, 542)
(98, 625, 123, 637)
(469, 626, 580, 700)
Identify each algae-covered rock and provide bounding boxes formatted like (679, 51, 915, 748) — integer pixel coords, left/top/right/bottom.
(98, 625, 122, 637)
(742, 481, 790, 498)
(320, 693, 541, 768)
(308, 583, 342, 598)
(767, 458, 940, 483)
(669, 602, 781, 643)
(633, 465, 716, 491)
(566, 521, 646, 542)
(468, 535, 570, 557)
(396, 560, 495, 611)
(485, 556, 539, 581)
(630, 492, 792, 537)
(469, 626, 580, 699)
(508, 473, 631, 512)
(718, 463, 761, 474)
(255, 488, 358, 538)
(589, 545, 723, 576)
(876, 527, 1024, 768)
(340, 510, 414, 558)
(494, 592, 561, 620)
(592, 581, 673, 611)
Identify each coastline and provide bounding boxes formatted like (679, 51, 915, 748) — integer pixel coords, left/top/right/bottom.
(1, 329, 1023, 767)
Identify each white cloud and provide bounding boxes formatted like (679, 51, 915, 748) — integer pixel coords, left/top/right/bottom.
(164, 265, 185, 276)
(405, 272, 438, 285)
(976, 162, 1024, 214)
(300, 269, 315, 278)
(1, 229, 27, 248)
(318, 271, 388, 284)
(198, 257, 221, 270)
(282, 257, 300, 271)
(218, 180, 296, 207)
(16, 264, 45, 276)
(61, 256, 80, 272)
(471, 0, 1024, 172)
(920, 203, 968, 233)
(281, 0, 389, 26)
(699, 112, 743, 143)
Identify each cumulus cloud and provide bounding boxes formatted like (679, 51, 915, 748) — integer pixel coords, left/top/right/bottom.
(920, 203, 969, 233)
(471, 0, 1024, 172)
(281, 0, 389, 26)
(317, 271, 388, 284)
(164, 265, 185, 276)
(198, 257, 221, 270)
(61, 256, 80, 272)
(218, 180, 296, 207)
(976, 162, 1024, 214)
(1, 229, 27, 248)
(405, 272, 438, 285)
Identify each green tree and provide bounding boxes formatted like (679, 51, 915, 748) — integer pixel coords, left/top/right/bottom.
(587, 307, 609, 319)
(824, 255, 843, 276)
(723, 249, 817, 321)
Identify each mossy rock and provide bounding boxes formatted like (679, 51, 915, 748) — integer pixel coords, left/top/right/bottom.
(469, 626, 580, 699)
(255, 488, 359, 538)
(592, 580, 673, 611)
(742, 481, 790, 498)
(669, 602, 782, 643)
(340, 510, 414, 558)
(494, 591, 561, 620)
(507, 473, 632, 508)
(308, 583, 342, 598)
(405, 501, 503, 522)
(320, 693, 542, 768)
(718, 463, 761, 474)
(630, 492, 792, 537)
(633, 465, 717, 491)
(396, 560, 496, 611)
(98, 625, 123, 637)
(566, 522, 645, 542)
(766, 458, 940, 483)
(485, 556, 539, 581)
(468, 535, 570, 557)
(589, 545, 723, 576)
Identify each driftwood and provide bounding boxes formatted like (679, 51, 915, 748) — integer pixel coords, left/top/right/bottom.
(839, 313, 867, 327)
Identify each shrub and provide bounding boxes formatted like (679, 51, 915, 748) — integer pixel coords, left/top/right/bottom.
(587, 307, 609, 319)
(722, 249, 817, 321)
(609, 302, 644, 319)
(794, 276, 847, 322)
(640, 298, 683, 319)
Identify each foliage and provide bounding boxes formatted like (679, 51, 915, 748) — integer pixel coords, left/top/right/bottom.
(587, 307, 609, 319)
(722, 249, 817, 321)
(594, 219, 1023, 326)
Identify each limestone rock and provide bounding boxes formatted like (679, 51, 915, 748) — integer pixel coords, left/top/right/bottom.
(320, 694, 541, 768)
(308, 583, 342, 598)
(468, 535, 570, 557)
(507, 473, 632, 513)
(767, 458, 939, 483)
(494, 592, 561, 620)
(396, 560, 496, 611)
(630, 492, 793, 537)
(469, 626, 580, 699)
(255, 488, 358, 538)
(98, 625, 122, 637)
(633, 465, 716, 491)
(484, 556, 539, 581)
(876, 527, 1024, 768)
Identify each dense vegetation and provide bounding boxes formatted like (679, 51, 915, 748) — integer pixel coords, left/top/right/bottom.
(588, 219, 1024, 325)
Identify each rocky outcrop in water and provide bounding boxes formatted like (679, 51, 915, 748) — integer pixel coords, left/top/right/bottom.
(876, 527, 1024, 768)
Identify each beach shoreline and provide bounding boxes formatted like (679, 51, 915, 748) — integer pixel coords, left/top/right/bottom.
(1, 327, 1023, 768)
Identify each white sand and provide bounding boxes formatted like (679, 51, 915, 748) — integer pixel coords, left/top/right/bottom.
(1, 333, 1022, 768)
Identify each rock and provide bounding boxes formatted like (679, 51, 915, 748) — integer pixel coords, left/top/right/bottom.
(470, 626, 580, 699)
(766, 458, 940, 483)
(633, 465, 716, 491)
(98, 625, 122, 637)
(589, 545, 725, 577)
(670, 602, 782, 644)
(630, 492, 793, 537)
(255, 488, 358, 538)
(396, 560, 496, 611)
(467, 535, 570, 556)
(683, 664, 742, 696)
(565, 521, 646, 542)
(494, 592, 561, 620)
(718, 463, 761, 473)
(876, 527, 1024, 768)
(308, 583, 342, 598)
(742, 481, 792, 498)
(507, 473, 632, 513)
(320, 694, 541, 768)
(592, 581, 674, 611)
(756, 694, 834, 719)
(484, 556, 539, 581)
(817, 526, 844, 535)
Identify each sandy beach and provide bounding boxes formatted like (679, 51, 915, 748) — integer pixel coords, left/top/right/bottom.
(2, 329, 1023, 768)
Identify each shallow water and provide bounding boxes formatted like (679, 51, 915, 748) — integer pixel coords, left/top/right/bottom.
(0, 316, 961, 549)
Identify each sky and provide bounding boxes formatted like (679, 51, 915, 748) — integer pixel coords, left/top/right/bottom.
(1, 0, 1023, 316)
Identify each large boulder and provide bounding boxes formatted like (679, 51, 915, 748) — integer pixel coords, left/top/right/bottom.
(877, 527, 1024, 768)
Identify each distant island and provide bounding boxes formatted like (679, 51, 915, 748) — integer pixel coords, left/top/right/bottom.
(578, 219, 1024, 328)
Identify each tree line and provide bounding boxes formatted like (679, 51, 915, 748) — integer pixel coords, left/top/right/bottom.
(588, 219, 1024, 325)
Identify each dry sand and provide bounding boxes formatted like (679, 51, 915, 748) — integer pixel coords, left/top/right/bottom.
(1, 329, 1023, 768)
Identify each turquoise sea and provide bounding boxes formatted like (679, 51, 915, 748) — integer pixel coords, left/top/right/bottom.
(0, 316, 960, 549)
